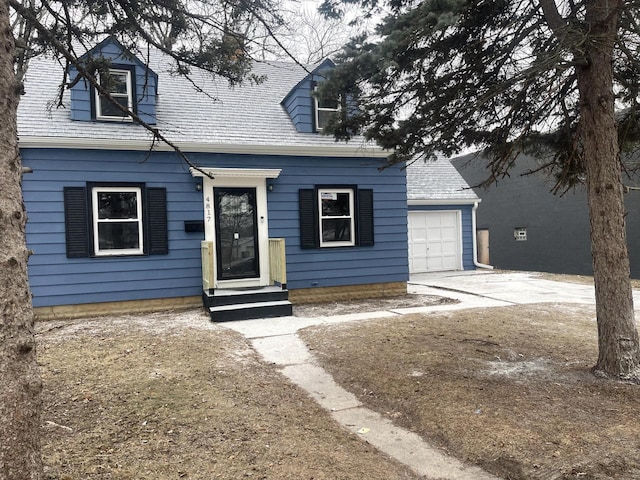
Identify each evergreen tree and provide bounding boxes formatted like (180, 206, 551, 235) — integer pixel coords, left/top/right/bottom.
(320, 0, 640, 380)
(1, 1, 281, 478)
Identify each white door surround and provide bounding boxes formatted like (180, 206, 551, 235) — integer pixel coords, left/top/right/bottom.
(190, 167, 281, 288)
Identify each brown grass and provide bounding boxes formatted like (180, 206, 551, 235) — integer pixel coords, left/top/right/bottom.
(37, 310, 419, 480)
(293, 294, 455, 317)
(299, 303, 640, 480)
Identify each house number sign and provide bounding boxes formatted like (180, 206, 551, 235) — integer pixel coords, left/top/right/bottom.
(205, 195, 212, 223)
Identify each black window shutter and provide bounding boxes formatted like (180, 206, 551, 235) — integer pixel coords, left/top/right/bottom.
(299, 189, 319, 249)
(146, 187, 168, 255)
(63, 187, 89, 258)
(357, 189, 374, 246)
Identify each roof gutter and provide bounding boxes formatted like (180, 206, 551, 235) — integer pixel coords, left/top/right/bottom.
(18, 136, 390, 158)
(408, 198, 481, 206)
(472, 201, 494, 270)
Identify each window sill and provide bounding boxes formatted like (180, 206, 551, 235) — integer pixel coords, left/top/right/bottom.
(95, 115, 134, 122)
(94, 251, 145, 257)
(319, 242, 356, 248)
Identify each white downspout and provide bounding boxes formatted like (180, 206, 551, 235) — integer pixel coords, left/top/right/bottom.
(472, 201, 494, 270)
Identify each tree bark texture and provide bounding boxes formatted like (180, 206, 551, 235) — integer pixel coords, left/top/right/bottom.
(576, 0, 640, 378)
(0, 0, 44, 478)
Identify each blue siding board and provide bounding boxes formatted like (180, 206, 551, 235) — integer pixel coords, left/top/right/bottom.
(288, 102, 309, 118)
(36, 287, 199, 307)
(70, 99, 91, 111)
(27, 256, 197, 273)
(29, 265, 200, 287)
(71, 109, 92, 122)
(26, 223, 65, 234)
(22, 148, 408, 307)
(287, 257, 405, 273)
(70, 88, 91, 100)
(100, 42, 122, 56)
(282, 75, 315, 132)
(34, 273, 200, 294)
(27, 249, 200, 269)
(291, 273, 408, 289)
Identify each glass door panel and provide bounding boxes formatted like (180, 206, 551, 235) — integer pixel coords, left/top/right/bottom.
(214, 187, 260, 280)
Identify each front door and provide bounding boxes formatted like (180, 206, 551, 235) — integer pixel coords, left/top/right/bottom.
(214, 187, 260, 280)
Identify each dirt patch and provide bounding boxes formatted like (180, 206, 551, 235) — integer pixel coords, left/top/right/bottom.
(293, 293, 456, 317)
(36, 309, 419, 480)
(299, 303, 640, 480)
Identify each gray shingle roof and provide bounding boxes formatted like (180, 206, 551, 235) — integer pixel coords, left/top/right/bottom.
(17, 52, 379, 155)
(406, 157, 479, 202)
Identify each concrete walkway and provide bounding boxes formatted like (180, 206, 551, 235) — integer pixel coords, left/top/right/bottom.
(220, 270, 608, 480)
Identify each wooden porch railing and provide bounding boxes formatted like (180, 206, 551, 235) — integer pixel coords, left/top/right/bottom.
(201, 239, 286, 291)
(268, 238, 287, 288)
(201, 241, 214, 292)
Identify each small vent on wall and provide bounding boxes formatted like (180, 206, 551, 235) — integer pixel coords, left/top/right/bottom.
(514, 227, 527, 241)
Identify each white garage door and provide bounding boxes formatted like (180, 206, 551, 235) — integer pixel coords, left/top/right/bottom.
(408, 211, 461, 273)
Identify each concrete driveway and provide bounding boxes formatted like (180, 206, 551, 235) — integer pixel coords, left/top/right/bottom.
(410, 269, 640, 307)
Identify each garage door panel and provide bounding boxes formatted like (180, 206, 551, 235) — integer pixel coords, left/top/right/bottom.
(441, 229, 456, 241)
(442, 243, 457, 254)
(411, 228, 428, 242)
(427, 227, 443, 240)
(408, 211, 461, 273)
(441, 216, 457, 227)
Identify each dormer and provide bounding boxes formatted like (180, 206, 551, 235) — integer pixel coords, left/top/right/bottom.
(69, 37, 158, 125)
(282, 58, 337, 133)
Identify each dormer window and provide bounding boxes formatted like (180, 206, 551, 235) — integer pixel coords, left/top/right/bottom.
(314, 86, 340, 132)
(69, 37, 157, 124)
(95, 68, 133, 121)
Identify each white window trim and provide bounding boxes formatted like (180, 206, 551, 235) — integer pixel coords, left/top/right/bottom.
(95, 68, 133, 121)
(92, 186, 144, 256)
(318, 188, 355, 247)
(314, 86, 340, 132)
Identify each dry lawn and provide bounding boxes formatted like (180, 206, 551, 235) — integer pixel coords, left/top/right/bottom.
(293, 294, 456, 317)
(36, 310, 419, 480)
(299, 303, 640, 480)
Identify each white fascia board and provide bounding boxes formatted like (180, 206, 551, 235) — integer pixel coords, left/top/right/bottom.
(407, 198, 481, 206)
(190, 167, 282, 178)
(18, 136, 390, 158)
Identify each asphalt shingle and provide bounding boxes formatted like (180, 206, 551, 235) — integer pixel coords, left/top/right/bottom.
(406, 157, 479, 202)
(17, 52, 376, 153)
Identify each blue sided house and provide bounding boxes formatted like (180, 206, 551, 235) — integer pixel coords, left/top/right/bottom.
(18, 37, 411, 321)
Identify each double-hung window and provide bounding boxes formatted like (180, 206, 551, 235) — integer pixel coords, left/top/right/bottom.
(314, 86, 340, 132)
(95, 69, 133, 121)
(299, 185, 374, 249)
(63, 183, 168, 258)
(318, 188, 355, 247)
(92, 186, 143, 256)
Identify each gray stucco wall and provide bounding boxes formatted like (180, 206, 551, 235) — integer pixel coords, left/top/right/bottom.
(452, 153, 640, 278)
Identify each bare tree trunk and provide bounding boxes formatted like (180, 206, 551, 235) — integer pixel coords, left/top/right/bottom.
(576, 0, 640, 379)
(0, 1, 44, 477)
